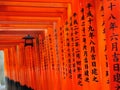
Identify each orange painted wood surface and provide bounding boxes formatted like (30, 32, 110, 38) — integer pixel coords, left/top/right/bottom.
(2, 0, 120, 90)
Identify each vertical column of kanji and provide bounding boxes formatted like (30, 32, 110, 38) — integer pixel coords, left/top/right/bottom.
(39, 34, 46, 90)
(63, 24, 69, 90)
(46, 35, 50, 90)
(64, 20, 73, 90)
(44, 37, 49, 90)
(95, 0, 110, 90)
(79, 0, 90, 90)
(33, 36, 40, 90)
(54, 27, 61, 90)
(32, 39, 38, 90)
(69, 17, 75, 90)
(67, 16, 75, 89)
(52, 28, 58, 90)
(40, 38, 45, 90)
(104, 0, 120, 90)
(57, 26, 63, 90)
(36, 34, 43, 90)
(47, 30, 53, 90)
(55, 25, 61, 90)
(36, 35, 42, 90)
(48, 34, 52, 90)
(59, 26, 67, 90)
(37, 34, 42, 90)
(33, 33, 44, 90)
(84, 0, 101, 90)
(43, 36, 49, 90)
(72, 11, 84, 89)
(48, 28, 56, 90)
(43, 33, 49, 90)
(71, 0, 84, 89)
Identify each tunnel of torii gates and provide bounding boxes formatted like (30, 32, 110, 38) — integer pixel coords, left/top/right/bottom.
(0, 0, 120, 90)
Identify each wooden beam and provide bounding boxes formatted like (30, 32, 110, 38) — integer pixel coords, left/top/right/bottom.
(0, 0, 72, 3)
(0, 12, 63, 17)
(0, 21, 53, 25)
(0, 40, 24, 44)
(0, 6, 66, 13)
(0, 45, 17, 50)
(0, 24, 53, 29)
(0, 16, 60, 22)
(0, 31, 44, 35)
(0, 1, 68, 8)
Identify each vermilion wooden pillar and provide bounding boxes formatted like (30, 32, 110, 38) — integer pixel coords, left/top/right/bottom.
(83, 0, 101, 90)
(104, 0, 120, 90)
(64, 20, 73, 90)
(95, 0, 110, 90)
(78, 0, 90, 90)
(57, 26, 65, 90)
(4, 48, 9, 78)
(18, 43, 25, 86)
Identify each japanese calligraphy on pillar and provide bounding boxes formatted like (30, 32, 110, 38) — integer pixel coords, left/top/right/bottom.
(86, 2, 99, 82)
(84, 0, 101, 89)
(64, 21, 71, 79)
(54, 29, 60, 71)
(104, 0, 120, 90)
(48, 33, 55, 70)
(80, 7, 90, 84)
(64, 20, 74, 90)
(59, 27, 66, 79)
(99, 0, 110, 84)
(72, 12, 83, 86)
(95, 0, 110, 90)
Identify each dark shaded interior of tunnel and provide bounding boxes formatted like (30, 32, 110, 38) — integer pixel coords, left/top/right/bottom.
(5, 77, 34, 90)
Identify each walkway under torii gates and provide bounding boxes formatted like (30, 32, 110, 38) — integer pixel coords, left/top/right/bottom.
(0, 0, 120, 90)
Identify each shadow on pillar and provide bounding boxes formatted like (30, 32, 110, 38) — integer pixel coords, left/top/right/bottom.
(5, 77, 33, 90)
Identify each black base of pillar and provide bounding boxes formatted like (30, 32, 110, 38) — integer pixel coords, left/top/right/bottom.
(5, 77, 34, 90)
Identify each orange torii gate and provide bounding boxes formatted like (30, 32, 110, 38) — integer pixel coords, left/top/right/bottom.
(1, 0, 120, 90)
